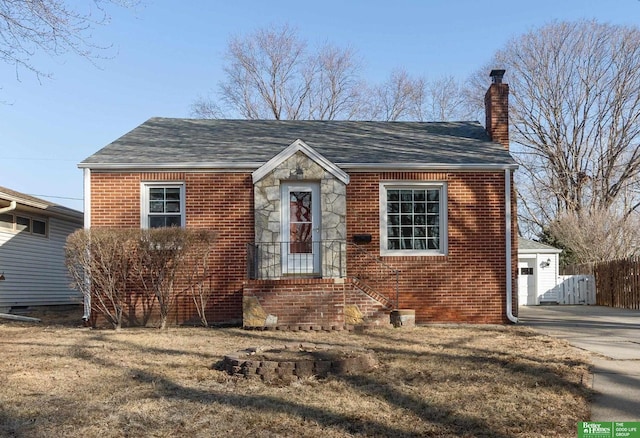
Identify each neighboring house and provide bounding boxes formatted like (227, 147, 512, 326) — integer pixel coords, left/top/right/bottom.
(517, 238, 563, 305)
(0, 186, 83, 311)
(79, 69, 519, 326)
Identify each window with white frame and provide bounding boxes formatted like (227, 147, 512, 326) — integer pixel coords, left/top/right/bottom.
(380, 182, 447, 255)
(141, 183, 185, 228)
(0, 213, 48, 237)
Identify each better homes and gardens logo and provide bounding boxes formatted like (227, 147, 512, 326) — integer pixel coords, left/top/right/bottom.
(578, 422, 640, 438)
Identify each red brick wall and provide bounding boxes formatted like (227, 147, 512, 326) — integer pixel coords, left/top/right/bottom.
(346, 171, 516, 324)
(243, 278, 390, 328)
(90, 171, 253, 323)
(90, 169, 517, 325)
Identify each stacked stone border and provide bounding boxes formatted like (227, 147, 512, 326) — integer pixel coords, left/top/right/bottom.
(221, 343, 378, 383)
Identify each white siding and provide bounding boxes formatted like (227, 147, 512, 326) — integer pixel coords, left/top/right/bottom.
(0, 217, 82, 308)
(538, 254, 559, 302)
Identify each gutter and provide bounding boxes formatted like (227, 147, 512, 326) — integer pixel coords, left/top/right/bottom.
(0, 201, 17, 214)
(82, 168, 91, 321)
(78, 162, 519, 172)
(505, 169, 518, 323)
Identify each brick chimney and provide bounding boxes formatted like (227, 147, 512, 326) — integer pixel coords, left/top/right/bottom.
(485, 69, 509, 149)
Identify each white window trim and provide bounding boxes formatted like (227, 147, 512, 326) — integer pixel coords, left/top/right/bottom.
(0, 212, 49, 238)
(140, 182, 186, 229)
(379, 181, 448, 256)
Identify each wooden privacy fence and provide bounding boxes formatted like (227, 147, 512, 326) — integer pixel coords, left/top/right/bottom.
(593, 258, 640, 310)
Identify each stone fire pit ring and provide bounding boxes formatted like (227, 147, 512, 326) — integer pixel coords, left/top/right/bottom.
(221, 343, 378, 383)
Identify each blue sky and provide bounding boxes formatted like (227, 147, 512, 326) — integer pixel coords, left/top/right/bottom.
(1, 0, 639, 211)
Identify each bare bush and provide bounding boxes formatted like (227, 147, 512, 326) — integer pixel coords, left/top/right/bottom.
(181, 230, 216, 327)
(65, 228, 138, 330)
(66, 228, 217, 329)
(135, 228, 218, 329)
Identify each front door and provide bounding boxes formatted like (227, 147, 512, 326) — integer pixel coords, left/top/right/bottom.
(281, 182, 321, 275)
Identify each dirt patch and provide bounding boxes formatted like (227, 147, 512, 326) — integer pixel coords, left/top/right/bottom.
(1, 304, 85, 326)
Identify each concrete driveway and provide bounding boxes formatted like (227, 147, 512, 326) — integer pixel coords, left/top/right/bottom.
(518, 305, 640, 421)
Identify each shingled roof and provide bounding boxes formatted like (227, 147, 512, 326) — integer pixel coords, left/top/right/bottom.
(79, 118, 517, 170)
(0, 186, 83, 223)
(518, 237, 562, 253)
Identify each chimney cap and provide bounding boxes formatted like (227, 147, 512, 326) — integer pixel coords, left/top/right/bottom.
(490, 69, 506, 84)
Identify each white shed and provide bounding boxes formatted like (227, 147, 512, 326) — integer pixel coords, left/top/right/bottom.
(0, 186, 83, 312)
(517, 237, 562, 305)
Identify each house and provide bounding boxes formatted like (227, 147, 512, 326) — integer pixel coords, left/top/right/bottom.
(0, 186, 84, 312)
(79, 69, 518, 326)
(517, 237, 562, 305)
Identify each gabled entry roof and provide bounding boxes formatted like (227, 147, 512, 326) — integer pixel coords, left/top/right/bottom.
(79, 118, 518, 171)
(252, 139, 350, 184)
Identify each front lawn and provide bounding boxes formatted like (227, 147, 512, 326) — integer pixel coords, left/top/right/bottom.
(0, 309, 590, 437)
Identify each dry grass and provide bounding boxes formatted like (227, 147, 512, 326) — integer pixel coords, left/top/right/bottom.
(0, 306, 591, 437)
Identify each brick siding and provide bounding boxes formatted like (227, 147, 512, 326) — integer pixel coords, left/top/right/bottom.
(91, 171, 253, 324)
(346, 171, 517, 324)
(90, 168, 517, 326)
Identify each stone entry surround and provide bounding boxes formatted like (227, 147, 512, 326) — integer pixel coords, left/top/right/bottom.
(253, 146, 348, 279)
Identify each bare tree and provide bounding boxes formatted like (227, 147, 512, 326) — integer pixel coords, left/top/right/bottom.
(364, 70, 477, 122)
(304, 44, 364, 120)
(549, 208, 640, 264)
(0, 0, 139, 79)
(192, 24, 365, 120)
(192, 24, 477, 123)
(467, 21, 640, 260)
(365, 68, 425, 121)
(422, 75, 475, 122)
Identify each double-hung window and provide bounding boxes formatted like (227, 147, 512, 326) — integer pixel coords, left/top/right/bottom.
(141, 183, 185, 228)
(380, 182, 447, 255)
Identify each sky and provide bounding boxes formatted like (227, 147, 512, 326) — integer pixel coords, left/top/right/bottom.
(1, 0, 639, 212)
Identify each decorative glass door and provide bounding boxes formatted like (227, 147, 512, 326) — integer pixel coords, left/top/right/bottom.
(281, 182, 320, 275)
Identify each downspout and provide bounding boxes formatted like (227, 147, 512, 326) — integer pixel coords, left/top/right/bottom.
(0, 201, 17, 284)
(82, 169, 91, 322)
(0, 201, 17, 214)
(505, 169, 518, 323)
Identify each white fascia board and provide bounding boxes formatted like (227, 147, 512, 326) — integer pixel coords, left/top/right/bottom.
(251, 139, 350, 184)
(77, 162, 262, 170)
(80, 162, 519, 172)
(342, 163, 519, 171)
(519, 248, 563, 254)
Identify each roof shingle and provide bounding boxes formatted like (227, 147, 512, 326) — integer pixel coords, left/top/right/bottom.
(80, 118, 517, 169)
